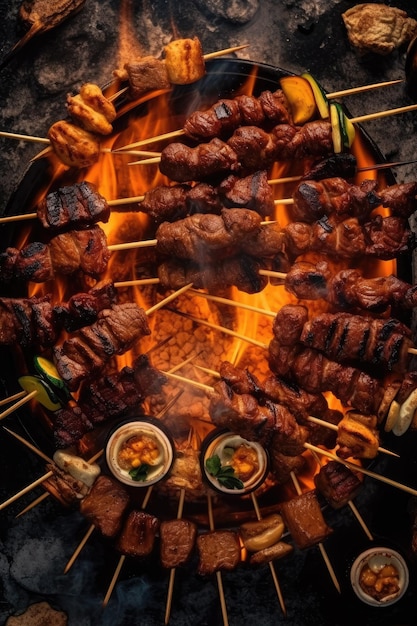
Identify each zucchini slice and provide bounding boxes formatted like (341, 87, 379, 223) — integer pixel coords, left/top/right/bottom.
(33, 355, 72, 403)
(301, 73, 329, 118)
(330, 103, 342, 154)
(18, 375, 62, 412)
(330, 102, 356, 153)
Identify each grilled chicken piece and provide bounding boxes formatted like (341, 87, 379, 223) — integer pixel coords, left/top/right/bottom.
(336, 412, 380, 459)
(48, 120, 100, 168)
(67, 83, 116, 135)
(79, 475, 130, 538)
(164, 37, 205, 84)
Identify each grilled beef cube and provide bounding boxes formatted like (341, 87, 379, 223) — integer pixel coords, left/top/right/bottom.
(79, 475, 130, 538)
(53, 406, 94, 449)
(140, 184, 190, 223)
(2, 242, 54, 282)
(38, 181, 110, 231)
(314, 461, 362, 509)
(158, 255, 267, 294)
(196, 530, 241, 575)
(160, 519, 198, 568)
(53, 279, 118, 331)
(280, 490, 333, 549)
(218, 170, 275, 217)
(123, 56, 170, 99)
(0, 295, 56, 348)
(269, 450, 306, 484)
(116, 510, 159, 558)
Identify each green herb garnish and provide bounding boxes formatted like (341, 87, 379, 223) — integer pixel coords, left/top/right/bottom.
(129, 463, 150, 482)
(205, 454, 244, 490)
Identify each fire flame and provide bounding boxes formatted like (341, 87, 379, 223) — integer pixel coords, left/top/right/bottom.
(23, 64, 394, 499)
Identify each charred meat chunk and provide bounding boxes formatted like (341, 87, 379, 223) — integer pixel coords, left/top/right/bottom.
(116, 510, 159, 558)
(196, 530, 241, 575)
(160, 518, 198, 568)
(79, 475, 130, 538)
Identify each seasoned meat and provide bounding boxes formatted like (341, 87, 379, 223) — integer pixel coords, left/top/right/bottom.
(38, 181, 110, 230)
(300, 311, 413, 373)
(79, 475, 130, 538)
(160, 137, 240, 182)
(116, 510, 159, 558)
(66, 83, 116, 135)
(0, 295, 56, 348)
(280, 490, 333, 549)
(120, 56, 170, 99)
(160, 519, 198, 568)
(156, 208, 262, 261)
(314, 460, 362, 509)
(53, 302, 150, 390)
(53, 405, 94, 448)
(157, 255, 267, 293)
(196, 530, 241, 575)
(218, 170, 275, 216)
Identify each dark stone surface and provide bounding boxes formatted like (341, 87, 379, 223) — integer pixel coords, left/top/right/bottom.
(1, 2, 417, 625)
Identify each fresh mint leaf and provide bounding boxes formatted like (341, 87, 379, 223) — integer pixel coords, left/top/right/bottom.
(205, 454, 244, 490)
(129, 463, 150, 481)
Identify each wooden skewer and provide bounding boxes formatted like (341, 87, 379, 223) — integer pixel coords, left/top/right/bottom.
(15, 491, 50, 518)
(0, 389, 38, 421)
(114, 78, 404, 151)
(290, 471, 341, 594)
(304, 441, 417, 497)
(164, 487, 186, 625)
(64, 523, 96, 574)
(0, 470, 53, 511)
(0, 390, 28, 407)
(207, 492, 230, 626)
(309, 448, 373, 541)
(2, 426, 53, 464)
(102, 484, 154, 607)
(250, 491, 287, 615)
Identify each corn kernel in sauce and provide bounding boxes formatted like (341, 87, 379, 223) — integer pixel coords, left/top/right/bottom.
(230, 444, 260, 482)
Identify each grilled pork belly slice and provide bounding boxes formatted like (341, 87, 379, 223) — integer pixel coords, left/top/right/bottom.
(116, 510, 159, 558)
(280, 490, 333, 549)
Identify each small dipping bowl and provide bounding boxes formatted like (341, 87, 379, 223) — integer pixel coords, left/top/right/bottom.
(105, 417, 175, 487)
(350, 546, 409, 607)
(200, 428, 269, 496)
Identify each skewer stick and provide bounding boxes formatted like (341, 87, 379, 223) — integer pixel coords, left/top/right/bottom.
(250, 491, 287, 615)
(0, 390, 28, 407)
(2, 426, 53, 464)
(103, 485, 154, 607)
(15, 491, 50, 518)
(306, 415, 399, 458)
(304, 442, 417, 497)
(164, 487, 186, 625)
(309, 448, 373, 541)
(290, 471, 341, 594)
(115, 78, 403, 151)
(145, 283, 193, 316)
(207, 492, 230, 626)
(0, 389, 38, 421)
(167, 308, 267, 349)
(64, 523, 96, 574)
(0, 470, 53, 511)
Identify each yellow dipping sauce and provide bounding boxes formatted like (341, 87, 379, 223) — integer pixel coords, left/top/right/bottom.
(118, 434, 162, 470)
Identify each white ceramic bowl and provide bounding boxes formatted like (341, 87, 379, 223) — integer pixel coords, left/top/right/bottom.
(106, 418, 174, 487)
(350, 546, 409, 607)
(201, 429, 269, 495)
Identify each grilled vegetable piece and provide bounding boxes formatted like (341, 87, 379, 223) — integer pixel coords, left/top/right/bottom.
(18, 374, 62, 411)
(301, 73, 329, 118)
(0, 0, 86, 68)
(280, 75, 317, 124)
